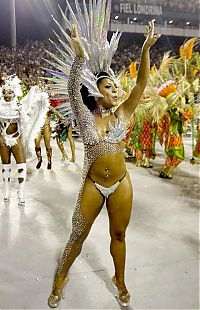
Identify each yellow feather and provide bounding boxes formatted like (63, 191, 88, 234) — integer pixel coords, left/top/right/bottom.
(179, 45, 185, 60)
(151, 65, 156, 75)
(159, 52, 175, 73)
(129, 61, 137, 78)
(185, 38, 196, 60)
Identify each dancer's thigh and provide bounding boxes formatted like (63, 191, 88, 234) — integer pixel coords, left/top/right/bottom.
(43, 126, 51, 148)
(106, 172, 133, 233)
(34, 132, 43, 148)
(79, 176, 105, 224)
(0, 135, 11, 164)
(11, 138, 26, 164)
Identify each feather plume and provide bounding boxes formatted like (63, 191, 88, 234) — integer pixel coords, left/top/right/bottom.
(46, 0, 121, 98)
(129, 61, 137, 78)
(179, 38, 197, 61)
(158, 52, 175, 74)
(21, 86, 50, 157)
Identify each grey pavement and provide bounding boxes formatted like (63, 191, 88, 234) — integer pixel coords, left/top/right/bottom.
(0, 137, 199, 309)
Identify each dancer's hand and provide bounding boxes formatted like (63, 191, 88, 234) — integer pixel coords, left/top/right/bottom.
(143, 20, 161, 49)
(70, 24, 85, 58)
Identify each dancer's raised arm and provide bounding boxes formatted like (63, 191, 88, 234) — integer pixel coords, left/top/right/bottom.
(67, 24, 99, 145)
(116, 20, 160, 120)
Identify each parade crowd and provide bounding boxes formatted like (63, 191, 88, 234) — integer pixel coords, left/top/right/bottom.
(0, 39, 175, 85)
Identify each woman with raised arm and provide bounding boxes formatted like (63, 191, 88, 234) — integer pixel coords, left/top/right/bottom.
(47, 10, 160, 306)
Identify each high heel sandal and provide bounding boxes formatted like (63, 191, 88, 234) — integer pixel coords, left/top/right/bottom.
(48, 276, 69, 308)
(112, 276, 130, 307)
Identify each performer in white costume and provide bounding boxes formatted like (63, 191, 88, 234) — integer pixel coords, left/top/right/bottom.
(0, 75, 49, 205)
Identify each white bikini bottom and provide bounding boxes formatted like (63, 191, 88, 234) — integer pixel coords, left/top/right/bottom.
(89, 172, 126, 199)
(1, 131, 20, 147)
(0, 121, 20, 147)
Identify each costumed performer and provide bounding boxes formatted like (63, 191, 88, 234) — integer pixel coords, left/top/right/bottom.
(50, 96, 76, 162)
(158, 80, 193, 179)
(46, 1, 160, 307)
(0, 75, 49, 205)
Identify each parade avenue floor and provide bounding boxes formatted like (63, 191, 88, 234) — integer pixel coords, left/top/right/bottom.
(0, 137, 199, 309)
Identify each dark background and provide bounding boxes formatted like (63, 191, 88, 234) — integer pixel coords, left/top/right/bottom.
(0, 0, 66, 46)
(0, 0, 197, 52)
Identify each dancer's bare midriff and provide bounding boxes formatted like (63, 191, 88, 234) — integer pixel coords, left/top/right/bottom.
(88, 151, 126, 187)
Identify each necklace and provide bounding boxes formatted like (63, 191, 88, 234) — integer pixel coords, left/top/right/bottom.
(93, 108, 113, 118)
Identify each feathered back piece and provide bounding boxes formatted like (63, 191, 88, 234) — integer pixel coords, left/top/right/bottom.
(45, 0, 122, 98)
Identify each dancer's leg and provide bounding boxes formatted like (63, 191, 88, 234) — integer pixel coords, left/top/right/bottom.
(68, 127, 76, 162)
(35, 133, 43, 169)
(106, 172, 133, 305)
(12, 138, 26, 205)
(143, 150, 153, 168)
(0, 136, 12, 201)
(56, 137, 67, 161)
(48, 176, 105, 306)
(160, 156, 182, 179)
(135, 149, 143, 167)
(43, 125, 52, 169)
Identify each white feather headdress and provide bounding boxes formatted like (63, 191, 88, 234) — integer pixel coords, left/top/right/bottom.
(45, 0, 121, 98)
(2, 75, 23, 98)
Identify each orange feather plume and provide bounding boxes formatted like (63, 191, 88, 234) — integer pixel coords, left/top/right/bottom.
(158, 81, 177, 98)
(179, 38, 196, 60)
(129, 61, 137, 78)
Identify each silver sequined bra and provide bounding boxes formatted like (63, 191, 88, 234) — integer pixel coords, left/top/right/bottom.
(105, 117, 126, 143)
(68, 56, 126, 152)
